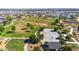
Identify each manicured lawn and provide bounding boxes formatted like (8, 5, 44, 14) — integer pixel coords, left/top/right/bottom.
(6, 39, 25, 51)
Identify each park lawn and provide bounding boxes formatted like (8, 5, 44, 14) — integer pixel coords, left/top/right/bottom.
(1, 33, 24, 37)
(18, 26, 40, 37)
(20, 16, 54, 24)
(6, 39, 25, 51)
(24, 17, 60, 27)
(0, 16, 54, 38)
(19, 17, 55, 28)
(1, 25, 40, 38)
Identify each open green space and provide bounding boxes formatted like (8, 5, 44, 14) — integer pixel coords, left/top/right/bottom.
(0, 15, 54, 38)
(1, 25, 40, 38)
(6, 39, 25, 51)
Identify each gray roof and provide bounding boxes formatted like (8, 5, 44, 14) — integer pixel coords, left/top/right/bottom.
(43, 29, 59, 42)
(48, 42, 61, 49)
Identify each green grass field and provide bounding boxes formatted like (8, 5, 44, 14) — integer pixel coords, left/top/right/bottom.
(1, 25, 40, 38)
(6, 39, 25, 51)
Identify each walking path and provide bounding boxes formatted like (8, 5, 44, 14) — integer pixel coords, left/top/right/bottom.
(4, 19, 17, 28)
(66, 38, 79, 44)
(0, 38, 11, 51)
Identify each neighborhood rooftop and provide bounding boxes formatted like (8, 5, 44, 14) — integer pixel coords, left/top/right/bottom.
(43, 29, 59, 42)
(48, 42, 61, 50)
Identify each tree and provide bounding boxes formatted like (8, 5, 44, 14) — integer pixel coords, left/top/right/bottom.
(53, 26, 59, 31)
(3, 21, 7, 26)
(27, 23, 33, 29)
(59, 34, 65, 45)
(37, 28, 44, 40)
(30, 35, 39, 44)
(30, 25, 33, 29)
(51, 19, 60, 25)
(57, 25, 64, 29)
(38, 34, 43, 40)
(6, 16, 13, 21)
(27, 23, 31, 27)
(60, 38, 65, 45)
(55, 19, 60, 23)
(72, 32, 76, 38)
(66, 34, 73, 41)
(51, 20, 56, 25)
(38, 27, 44, 31)
(51, 22, 55, 25)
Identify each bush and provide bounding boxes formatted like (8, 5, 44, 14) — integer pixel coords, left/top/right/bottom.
(63, 45, 72, 51)
(11, 25, 15, 30)
(6, 31, 14, 33)
(33, 47, 41, 51)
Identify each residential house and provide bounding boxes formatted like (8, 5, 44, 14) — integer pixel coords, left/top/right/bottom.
(43, 29, 61, 51)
